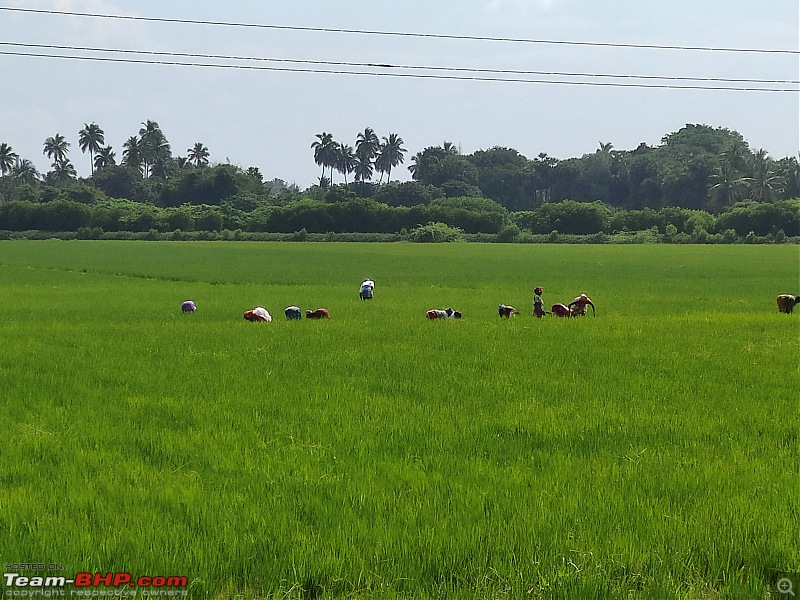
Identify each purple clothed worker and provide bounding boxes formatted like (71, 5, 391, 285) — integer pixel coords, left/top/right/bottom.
(181, 300, 197, 313)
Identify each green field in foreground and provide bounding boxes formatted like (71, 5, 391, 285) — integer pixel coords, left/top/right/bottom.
(0, 241, 798, 600)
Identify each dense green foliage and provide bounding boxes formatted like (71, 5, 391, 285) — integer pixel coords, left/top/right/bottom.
(1, 123, 798, 240)
(0, 242, 797, 599)
(0, 193, 796, 243)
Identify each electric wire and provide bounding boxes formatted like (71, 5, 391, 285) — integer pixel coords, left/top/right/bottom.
(1, 49, 794, 92)
(0, 6, 797, 55)
(2, 42, 797, 87)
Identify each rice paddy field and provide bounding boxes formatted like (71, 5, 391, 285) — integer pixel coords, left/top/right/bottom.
(0, 241, 797, 600)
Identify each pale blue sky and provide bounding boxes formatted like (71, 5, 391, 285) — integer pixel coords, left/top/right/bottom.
(1, 0, 797, 188)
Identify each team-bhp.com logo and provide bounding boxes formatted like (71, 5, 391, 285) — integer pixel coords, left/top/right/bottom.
(3, 572, 189, 597)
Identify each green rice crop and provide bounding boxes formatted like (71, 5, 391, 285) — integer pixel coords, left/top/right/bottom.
(0, 241, 797, 599)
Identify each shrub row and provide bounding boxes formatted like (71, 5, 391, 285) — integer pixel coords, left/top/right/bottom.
(0, 227, 795, 245)
(0, 197, 796, 239)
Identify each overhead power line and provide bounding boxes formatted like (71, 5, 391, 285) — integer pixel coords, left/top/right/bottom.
(1, 6, 798, 55)
(1, 49, 795, 92)
(3, 42, 797, 87)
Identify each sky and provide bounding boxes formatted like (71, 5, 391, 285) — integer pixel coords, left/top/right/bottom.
(1, 0, 798, 189)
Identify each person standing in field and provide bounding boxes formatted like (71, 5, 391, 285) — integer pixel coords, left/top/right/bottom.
(533, 286, 546, 318)
(359, 278, 375, 301)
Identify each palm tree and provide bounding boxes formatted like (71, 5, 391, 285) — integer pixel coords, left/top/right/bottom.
(94, 146, 116, 171)
(0, 143, 18, 176)
(122, 136, 143, 172)
(78, 123, 105, 176)
(355, 127, 379, 163)
(375, 133, 406, 183)
(139, 120, 171, 178)
(311, 132, 337, 181)
(12, 158, 40, 184)
(335, 144, 356, 184)
(597, 141, 614, 154)
(748, 149, 783, 202)
(407, 151, 424, 179)
(442, 141, 459, 155)
(187, 142, 210, 167)
(708, 163, 750, 213)
(149, 145, 173, 178)
(353, 155, 374, 193)
(720, 141, 750, 174)
(43, 133, 70, 165)
(47, 158, 77, 183)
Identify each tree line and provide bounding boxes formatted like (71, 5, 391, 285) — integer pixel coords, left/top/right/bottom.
(0, 121, 797, 241)
(0, 187, 796, 243)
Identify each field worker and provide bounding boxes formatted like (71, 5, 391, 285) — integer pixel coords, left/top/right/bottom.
(426, 308, 463, 319)
(568, 293, 596, 317)
(533, 286, 546, 318)
(777, 294, 800, 314)
(359, 278, 375, 301)
(285, 306, 302, 320)
(498, 304, 519, 318)
(243, 307, 272, 322)
(181, 300, 197, 313)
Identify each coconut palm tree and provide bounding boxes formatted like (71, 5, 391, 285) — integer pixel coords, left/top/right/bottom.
(407, 151, 424, 179)
(748, 149, 783, 202)
(122, 136, 143, 173)
(375, 133, 406, 183)
(311, 132, 337, 181)
(47, 158, 77, 183)
(335, 144, 356, 184)
(597, 141, 614, 154)
(353, 155, 374, 194)
(94, 146, 116, 171)
(720, 141, 750, 175)
(78, 122, 105, 176)
(139, 120, 171, 178)
(43, 133, 70, 165)
(12, 158, 40, 184)
(0, 143, 18, 176)
(708, 163, 750, 213)
(441, 141, 459, 155)
(149, 145, 173, 178)
(355, 127, 379, 163)
(187, 142, 210, 167)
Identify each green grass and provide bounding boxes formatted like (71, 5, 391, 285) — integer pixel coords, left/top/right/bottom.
(0, 241, 797, 599)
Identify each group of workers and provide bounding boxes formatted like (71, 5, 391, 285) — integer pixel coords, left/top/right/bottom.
(182, 280, 599, 322)
(182, 302, 329, 321)
(242, 306, 330, 321)
(501, 288, 595, 319)
(535, 287, 596, 318)
(184, 284, 795, 322)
